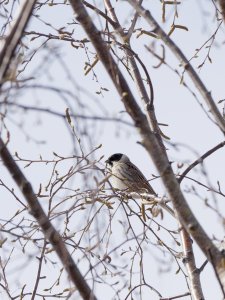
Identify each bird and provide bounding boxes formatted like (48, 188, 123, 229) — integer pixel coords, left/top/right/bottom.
(105, 153, 174, 217)
(105, 153, 155, 195)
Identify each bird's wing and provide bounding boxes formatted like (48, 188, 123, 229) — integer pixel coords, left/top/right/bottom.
(127, 162, 156, 195)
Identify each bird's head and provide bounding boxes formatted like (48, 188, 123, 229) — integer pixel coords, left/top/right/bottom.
(105, 153, 129, 167)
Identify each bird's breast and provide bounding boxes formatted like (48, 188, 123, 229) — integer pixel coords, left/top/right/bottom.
(110, 164, 129, 190)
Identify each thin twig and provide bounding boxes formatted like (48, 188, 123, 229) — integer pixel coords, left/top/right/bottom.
(104, 0, 166, 154)
(178, 141, 225, 183)
(127, 0, 225, 133)
(160, 291, 191, 300)
(1, 101, 134, 127)
(127, 0, 143, 39)
(31, 240, 47, 300)
(70, 0, 225, 292)
(0, 138, 97, 300)
(0, 0, 37, 85)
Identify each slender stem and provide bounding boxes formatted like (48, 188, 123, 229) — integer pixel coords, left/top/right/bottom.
(69, 0, 225, 293)
(178, 141, 225, 183)
(104, 0, 166, 154)
(126, 0, 225, 133)
(31, 240, 47, 300)
(0, 0, 37, 84)
(160, 291, 191, 300)
(219, 0, 225, 22)
(127, 0, 143, 39)
(180, 228, 204, 300)
(0, 138, 97, 300)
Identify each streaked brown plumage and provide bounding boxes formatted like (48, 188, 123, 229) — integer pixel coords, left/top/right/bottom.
(105, 153, 174, 217)
(105, 153, 155, 195)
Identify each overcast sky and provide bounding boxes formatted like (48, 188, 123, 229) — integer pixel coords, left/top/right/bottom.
(0, 1, 225, 299)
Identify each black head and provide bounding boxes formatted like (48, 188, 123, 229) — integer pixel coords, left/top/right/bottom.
(105, 153, 123, 166)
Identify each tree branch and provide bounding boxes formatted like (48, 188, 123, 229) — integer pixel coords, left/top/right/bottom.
(0, 0, 37, 85)
(126, 0, 225, 134)
(0, 138, 97, 300)
(127, 0, 143, 39)
(69, 0, 225, 293)
(0, 1, 97, 298)
(178, 141, 225, 183)
(1, 101, 133, 127)
(103, 0, 166, 153)
(219, 0, 225, 22)
(180, 228, 204, 300)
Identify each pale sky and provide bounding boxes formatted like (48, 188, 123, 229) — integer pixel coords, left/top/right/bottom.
(0, 1, 225, 299)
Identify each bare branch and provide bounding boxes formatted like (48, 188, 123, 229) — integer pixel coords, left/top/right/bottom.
(69, 0, 147, 131)
(2, 0, 225, 298)
(178, 141, 225, 183)
(104, 0, 166, 154)
(127, 0, 143, 39)
(0, 0, 37, 84)
(180, 228, 204, 300)
(219, 0, 225, 22)
(31, 240, 47, 300)
(160, 291, 191, 300)
(126, 0, 225, 134)
(1, 101, 133, 127)
(69, 0, 225, 292)
(0, 138, 97, 300)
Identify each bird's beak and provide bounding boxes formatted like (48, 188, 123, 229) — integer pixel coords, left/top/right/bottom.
(105, 159, 112, 167)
